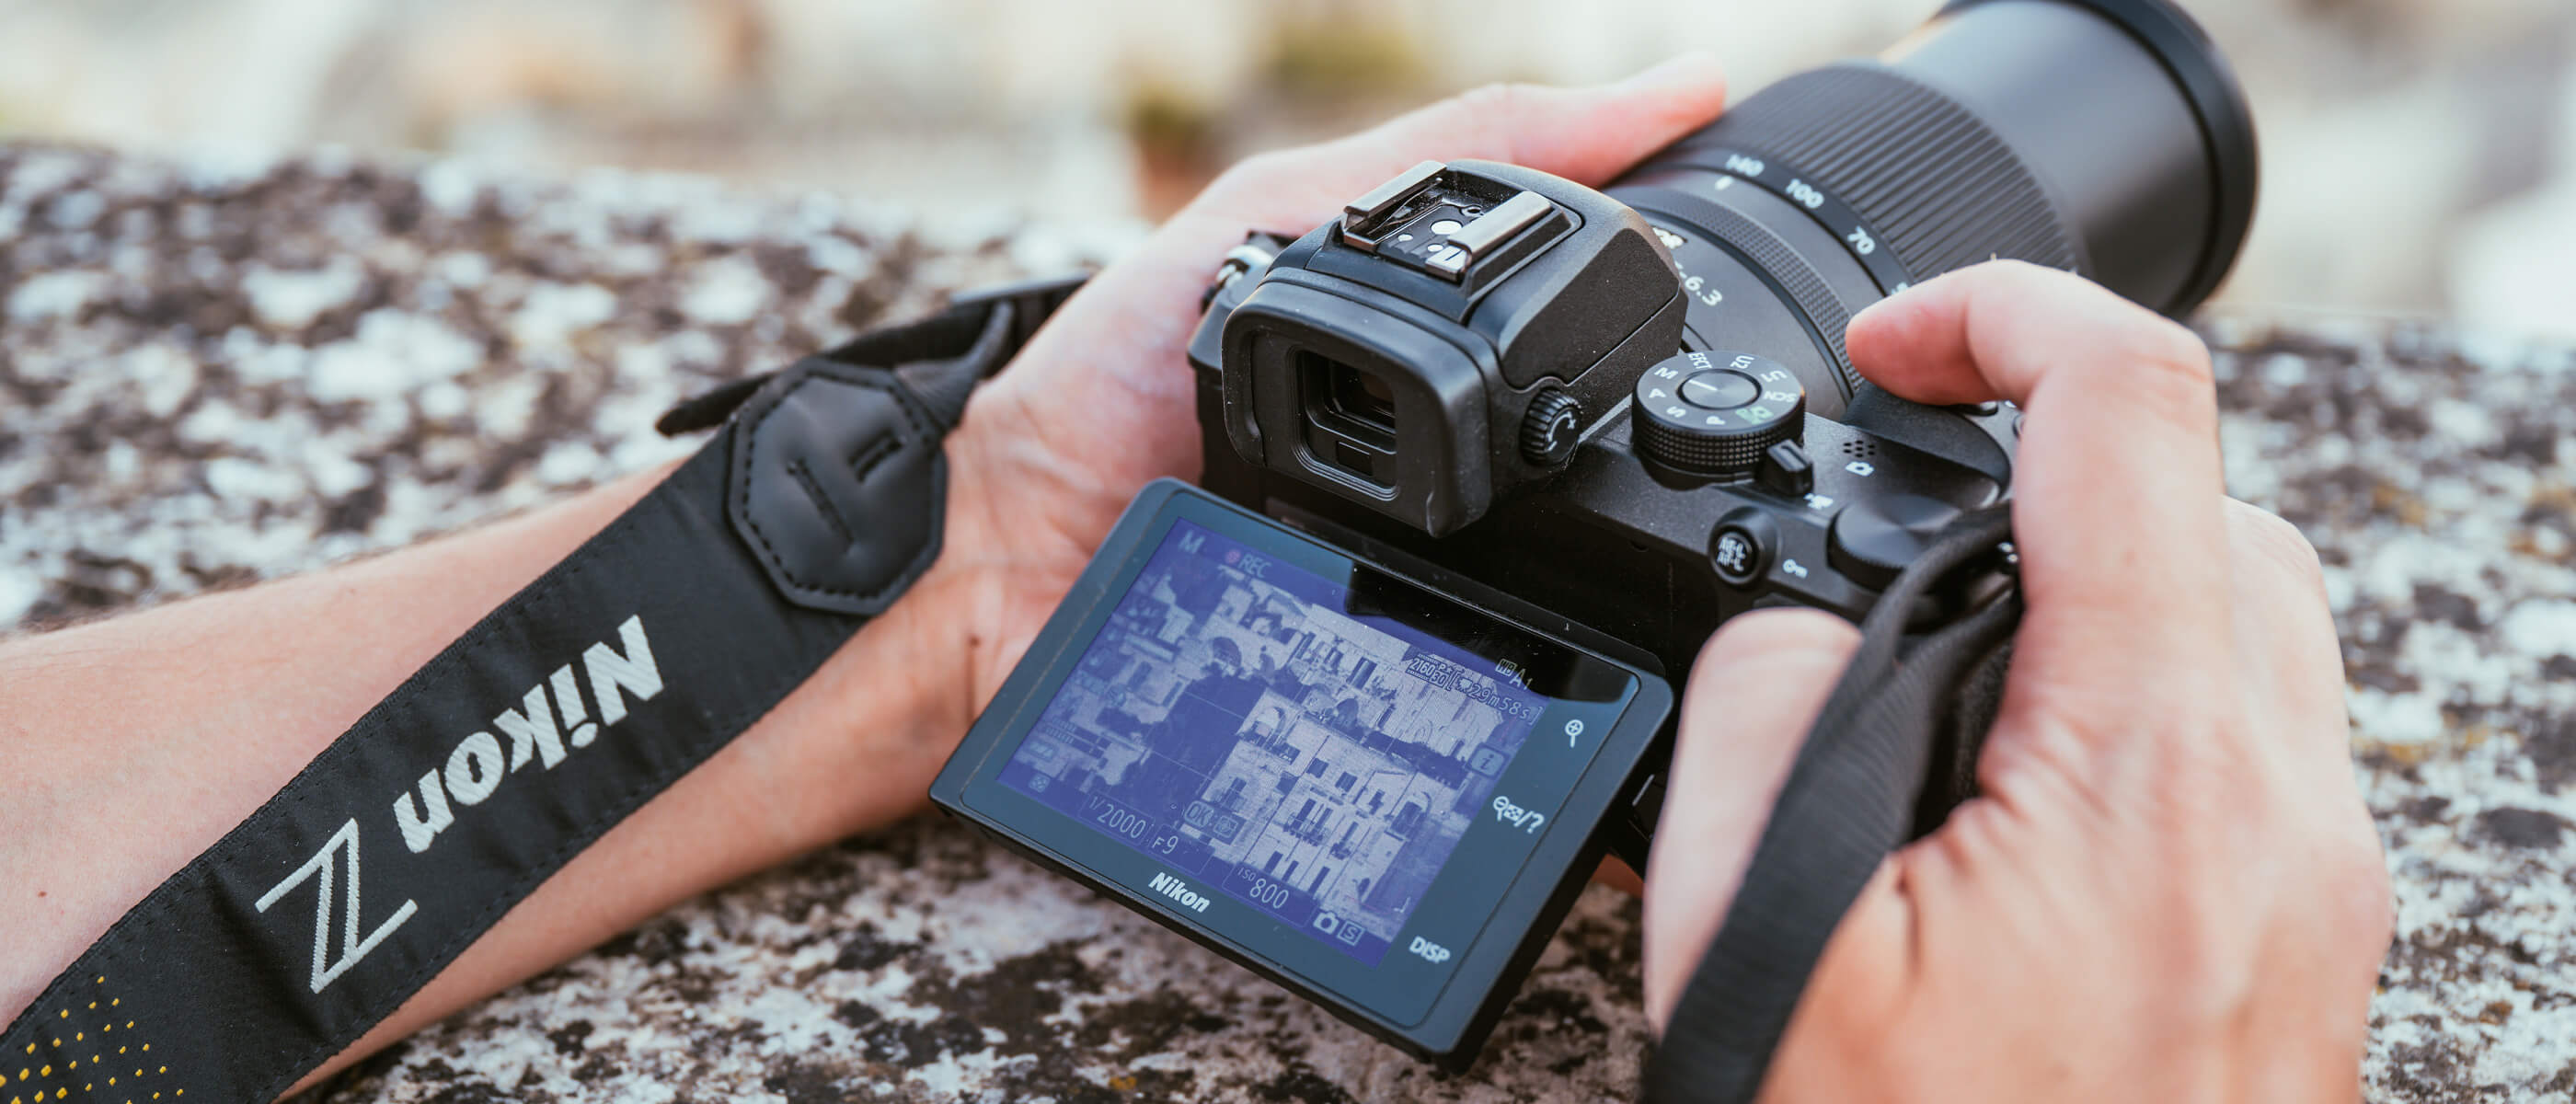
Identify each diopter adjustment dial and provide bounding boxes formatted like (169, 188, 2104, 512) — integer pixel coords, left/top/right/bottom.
(1519, 387, 1583, 466)
(1631, 351, 1807, 477)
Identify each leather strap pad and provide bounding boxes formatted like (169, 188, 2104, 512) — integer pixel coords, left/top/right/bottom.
(730, 361, 948, 615)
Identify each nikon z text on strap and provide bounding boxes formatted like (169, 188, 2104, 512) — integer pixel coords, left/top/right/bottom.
(1645, 505, 2021, 1104)
(0, 275, 1081, 1104)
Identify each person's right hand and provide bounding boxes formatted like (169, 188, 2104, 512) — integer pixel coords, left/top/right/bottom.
(1640, 261, 2392, 1100)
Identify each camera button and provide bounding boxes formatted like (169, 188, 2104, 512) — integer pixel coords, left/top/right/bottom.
(1713, 528, 1762, 585)
(1827, 493, 1963, 591)
(1710, 510, 1779, 588)
(1756, 441, 1815, 496)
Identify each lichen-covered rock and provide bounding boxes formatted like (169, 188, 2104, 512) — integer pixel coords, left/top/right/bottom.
(4, 141, 2572, 1102)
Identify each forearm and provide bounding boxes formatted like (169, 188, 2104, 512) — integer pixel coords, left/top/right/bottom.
(0, 426, 1011, 1086)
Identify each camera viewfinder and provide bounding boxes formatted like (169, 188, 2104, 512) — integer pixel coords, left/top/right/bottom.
(1298, 351, 1401, 488)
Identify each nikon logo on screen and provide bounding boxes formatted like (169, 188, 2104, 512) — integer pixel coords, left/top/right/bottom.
(1148, 872, 1211, 913)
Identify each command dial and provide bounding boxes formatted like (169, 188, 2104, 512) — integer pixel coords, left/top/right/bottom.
(1631, 351, 1807, 477)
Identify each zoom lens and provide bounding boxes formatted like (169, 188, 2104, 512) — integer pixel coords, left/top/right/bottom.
(1607, 0, 2255, 414)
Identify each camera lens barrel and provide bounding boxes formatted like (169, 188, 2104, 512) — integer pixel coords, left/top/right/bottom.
(1631, 0, 2256, 316)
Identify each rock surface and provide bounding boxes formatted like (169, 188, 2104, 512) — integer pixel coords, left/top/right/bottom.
(3, 142, 2573, 1102)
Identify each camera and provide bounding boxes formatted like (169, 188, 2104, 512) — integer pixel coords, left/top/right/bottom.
(937, 0, 2257, 1067)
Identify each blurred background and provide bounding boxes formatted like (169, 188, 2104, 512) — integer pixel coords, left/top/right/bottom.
(0, 0, 2568, 335)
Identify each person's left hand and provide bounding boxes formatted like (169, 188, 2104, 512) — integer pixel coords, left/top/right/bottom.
(929, 58, 1730, 743)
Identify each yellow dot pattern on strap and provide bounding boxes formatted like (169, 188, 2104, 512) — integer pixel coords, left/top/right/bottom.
(4, 976, 184, 1104)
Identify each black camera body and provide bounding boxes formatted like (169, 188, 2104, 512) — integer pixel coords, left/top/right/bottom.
(1202, 160, 1692, 538)
(939, 0, 2260, 1069)
(1189, 159, 2018, 701)
(1185, 0, 2264, 701)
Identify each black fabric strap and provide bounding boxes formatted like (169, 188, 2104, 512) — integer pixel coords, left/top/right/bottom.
(1644, 505, 2021, 1103)
(0, 275, 1084, 1104)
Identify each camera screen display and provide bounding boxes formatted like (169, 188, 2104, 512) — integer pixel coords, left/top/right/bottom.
(996, 519, 1551, 966)
(936, 480, 1672, 1041)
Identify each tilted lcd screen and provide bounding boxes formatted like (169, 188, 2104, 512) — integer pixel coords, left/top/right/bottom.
(998, 519, 1549, 966)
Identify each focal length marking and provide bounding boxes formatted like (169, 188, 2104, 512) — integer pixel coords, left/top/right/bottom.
(1688, 146, 1917, 295)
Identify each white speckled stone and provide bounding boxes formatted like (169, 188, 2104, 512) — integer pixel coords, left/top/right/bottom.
(4, 140, 2572, 1102)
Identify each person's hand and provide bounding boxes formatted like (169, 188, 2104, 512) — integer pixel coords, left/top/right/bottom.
(0, 62, 1719, 1080)
(690, 60, 1729, 868)
(1639, 262, 2392, 1100)
(903, 59, 1730, 763)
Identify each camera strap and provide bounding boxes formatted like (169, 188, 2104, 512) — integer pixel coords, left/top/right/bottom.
(0, 274, 1085, 1104)
(1643, 505, 2021, 1104)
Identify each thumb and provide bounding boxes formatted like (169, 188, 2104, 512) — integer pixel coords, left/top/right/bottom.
(1641, 607, 1860, 1033)
(1187, 53, 1728, 231)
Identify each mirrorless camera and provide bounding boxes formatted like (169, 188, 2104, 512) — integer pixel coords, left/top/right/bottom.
(936, 0, 2257, 1067)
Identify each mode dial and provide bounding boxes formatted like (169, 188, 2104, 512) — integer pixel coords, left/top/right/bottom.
(1631, 351, 1807, 477)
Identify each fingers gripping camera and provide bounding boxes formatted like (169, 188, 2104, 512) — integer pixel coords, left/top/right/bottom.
(959, 0, 2256, 1068)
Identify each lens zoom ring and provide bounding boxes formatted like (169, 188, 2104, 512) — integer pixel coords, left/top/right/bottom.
(1687, 63, 2084, 282)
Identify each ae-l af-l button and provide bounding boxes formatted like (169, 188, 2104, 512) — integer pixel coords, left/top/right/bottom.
(1708, 508, 1779, 588)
